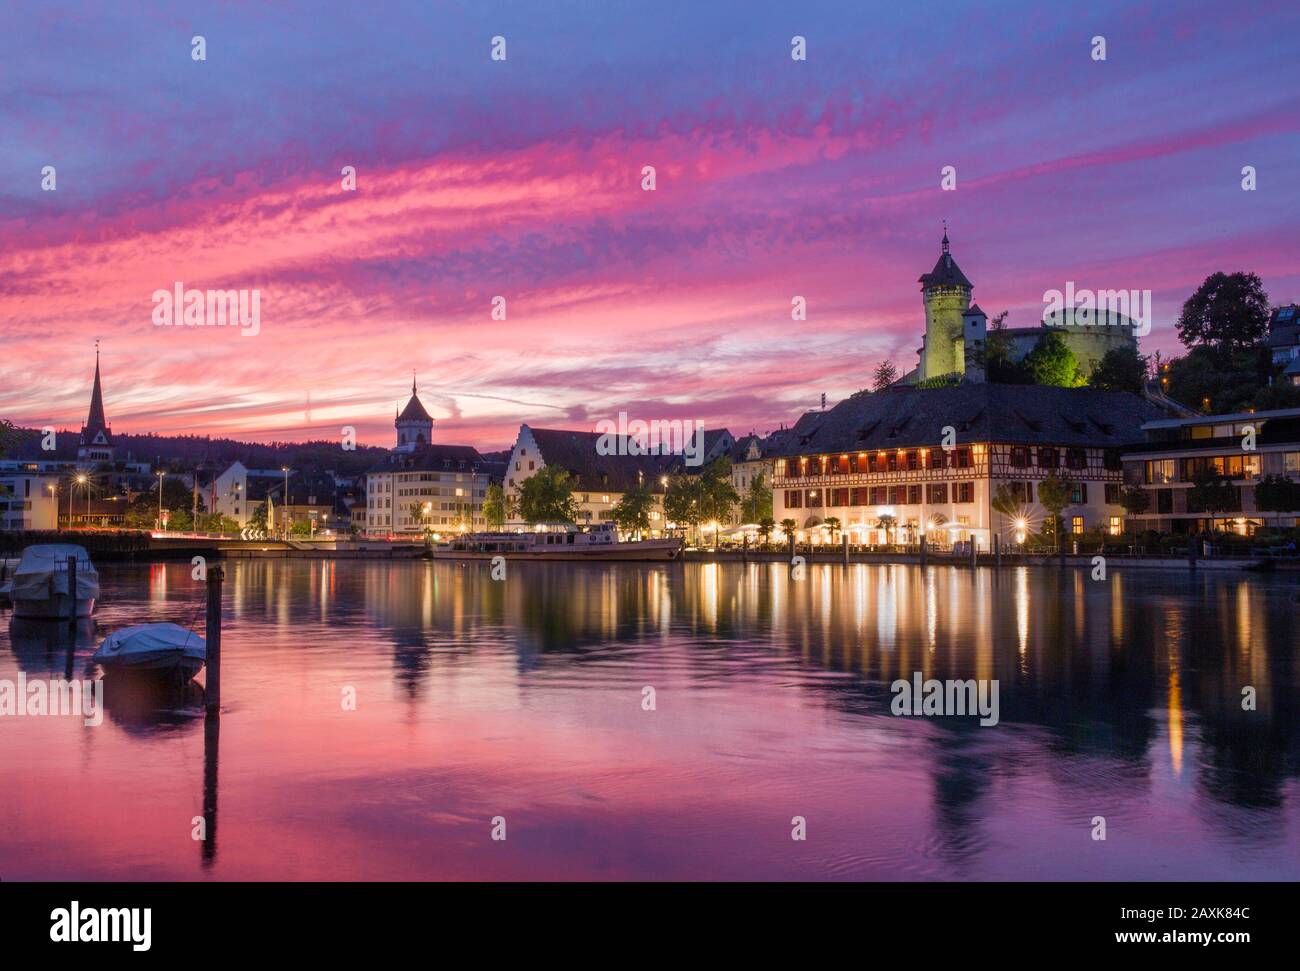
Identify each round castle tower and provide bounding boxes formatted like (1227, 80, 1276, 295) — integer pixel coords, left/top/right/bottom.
(918, 231, 974, 381)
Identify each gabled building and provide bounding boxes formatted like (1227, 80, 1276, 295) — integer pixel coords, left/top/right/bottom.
(769, 384, 1167, 548)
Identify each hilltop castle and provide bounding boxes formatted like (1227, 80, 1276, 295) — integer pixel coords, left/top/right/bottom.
(901, 232, 1139, 385)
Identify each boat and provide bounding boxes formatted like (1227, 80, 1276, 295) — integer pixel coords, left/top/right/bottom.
(432, 522, 682, 561)
(93, 623, 206, 681)
(0, 544, 100, 618)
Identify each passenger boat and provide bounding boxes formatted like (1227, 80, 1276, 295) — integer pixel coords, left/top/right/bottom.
(432, 522, 682, 561)
(0, 544, 100, 618)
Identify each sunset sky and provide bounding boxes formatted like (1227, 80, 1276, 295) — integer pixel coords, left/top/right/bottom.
(1, 0, 1297, 452)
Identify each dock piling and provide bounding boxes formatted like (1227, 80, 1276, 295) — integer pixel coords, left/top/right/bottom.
(205, 565, 224, 715)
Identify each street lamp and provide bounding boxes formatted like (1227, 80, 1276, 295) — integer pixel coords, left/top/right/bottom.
(74, 473, 88, 526)
(156, 470, 166, 529)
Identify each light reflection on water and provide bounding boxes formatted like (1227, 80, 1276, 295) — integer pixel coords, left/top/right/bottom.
(1, 559, 1298, 881)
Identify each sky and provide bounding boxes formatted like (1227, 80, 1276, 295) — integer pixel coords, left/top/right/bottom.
(1, 0, 1297, 453)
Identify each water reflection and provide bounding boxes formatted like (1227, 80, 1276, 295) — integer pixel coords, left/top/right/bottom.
(2, 559, 1298, 880)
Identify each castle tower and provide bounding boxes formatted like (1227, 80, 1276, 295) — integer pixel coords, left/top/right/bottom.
(394, 374, 433, 452)
(77, 343, 115, 465)
(918, 230, 974, 380)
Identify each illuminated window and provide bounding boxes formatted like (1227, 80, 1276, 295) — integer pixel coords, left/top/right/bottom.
(1071, 516, 1084, 535)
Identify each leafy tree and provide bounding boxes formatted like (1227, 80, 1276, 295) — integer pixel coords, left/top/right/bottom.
(0, 418, 16, 459)
(823, 516, 841, 542)
(611, 481, 654, 538)
(1176, 271, 1270, 355)
(1023, 331, 1084, 387)
(991, 483, 1025, 520)
(757, 515, 776, 545)
(697, 458, 740, 528)
(250, 501, 269, 531)
(1036, 472, 1074, 551)
(1187, 467, 1236, 517)
(983, 311, 1028, 384)
(1164, 345, 1269, 415)
(779, 517, 798, 546)
(518, 466, 580, 523)
(872, 360, 898, 391)
(876, 512, 897, 545)
(1119, 485, 1151, 516)
(1089, 345, 1148, 393)
(1252, 474, 1300, 529)
(663, 474, 705, 540)
(741, 472, 773, 523)
(482, 482, 509, 528)
(290, 520, 312, 536)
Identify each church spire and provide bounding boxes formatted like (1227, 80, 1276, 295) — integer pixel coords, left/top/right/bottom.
(941, 221, 950, 255)
(78, 340, 114, 462)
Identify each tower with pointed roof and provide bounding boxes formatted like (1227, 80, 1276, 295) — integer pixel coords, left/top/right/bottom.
(394, 374, 433, 452)
(918, 228, 974, 381)
(78, 343, 115, 465)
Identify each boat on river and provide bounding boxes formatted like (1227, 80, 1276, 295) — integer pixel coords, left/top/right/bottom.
(93, 623, 206, 681)
(432, 522, 682, 561)
(0, 544, 99, 618)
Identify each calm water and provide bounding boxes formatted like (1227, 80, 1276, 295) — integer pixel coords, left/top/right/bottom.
(2, 559, 1298, 881)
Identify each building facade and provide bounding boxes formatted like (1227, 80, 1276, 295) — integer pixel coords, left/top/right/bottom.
(770, 384, 1167, 548)
(364, 383, 492, 537)
(0, 468, 60, 531)
(1122, 407, 1300, 533)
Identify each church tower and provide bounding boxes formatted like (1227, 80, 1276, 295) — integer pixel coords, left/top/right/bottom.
(394, 375, 433, 452)
(918, 229, 974, 380)
(77, 343, 115, 465)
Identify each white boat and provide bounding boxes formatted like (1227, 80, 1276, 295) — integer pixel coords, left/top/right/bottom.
(432, 522, 682, 561)
(93, 623, 206, 680)
(1, 544, 100, 618)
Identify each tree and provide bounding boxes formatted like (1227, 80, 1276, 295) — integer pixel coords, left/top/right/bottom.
(1036, 472, 1073, 551)
(697, 459, 740, 530)
(1164, 345, 1268, 415)
(611, 481, 654, 538)
(1119, 485, 1151, 517)
(872, 360, 898, 391)
(1176, 271, 1270, 355)
(1252, 474, 1300, 529)
(663, 474, 705, 541)
(0, 418, 16, 459)
(741, 472, 773, 523)
(757, 515, 776, 546)
(482, 482, 509, 528)
(250, 501, 269, 532)
(779, 517, 798, 546)
(823, 516, 841, 543)
(1187, 467, 1236, 518)
(1023, 331, 1083, 387)
(876, 513, 897, 546)
(517, 466, 580, 523)
(1089, 345, 1148, 393)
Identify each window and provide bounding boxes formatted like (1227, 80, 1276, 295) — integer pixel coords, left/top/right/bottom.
(1007, 481, 1032, 503)
(1146, 459, 1175, 484)
(869, 486, 886, 505)
(1286, 452, 1300, 474)
(926, 483, 948, 503)
(1157, 489, 1173, 514)
(1037, 447, 1058, 468)
(1069, 483, 1088, 504)
(955, 482, 974, 503)
(906, 450, 920, 471)
(1104, 483, 1120, 504)
(806, 489, 823, 508)
(1010, 446, 1031, 468)
(1065, 448, 1087, 470)
(1109, 516, 1121, 535)
(953, 447, 973, 469)
(785, 490, 803, 508)
(1071, 516, 1084, 535)
(1103, 449, 1123, 471)
(907, 485, 922, 505)
(888, 486, 903, 505)
(886, 452, 898, 472)
(832, 488, 850, 506)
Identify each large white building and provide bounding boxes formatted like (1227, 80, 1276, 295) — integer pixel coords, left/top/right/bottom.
(769, 384, 1168, 549)
(0, 468, 60, 531)
(364, 382, 496, 537)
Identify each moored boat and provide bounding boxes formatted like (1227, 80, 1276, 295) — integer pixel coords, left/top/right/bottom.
(432, 522, 682, 561)
(2, 544, 100, 618)
(93, 623, 206, 681)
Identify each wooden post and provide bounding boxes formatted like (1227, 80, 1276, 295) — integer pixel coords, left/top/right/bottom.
(842, 534, 849, 564)
(205, 565, 224, 714)
(741, 534, 748, 563)
(993, 533, 1001, 569)
(970, 535, 978, 568)
(66, 554, 77, 621)
(920, 534, 927, 567)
